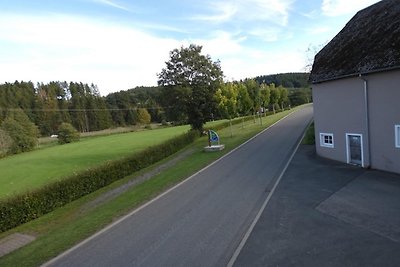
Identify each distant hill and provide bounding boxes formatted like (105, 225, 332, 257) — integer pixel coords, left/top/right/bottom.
(254, 72, 310, 88)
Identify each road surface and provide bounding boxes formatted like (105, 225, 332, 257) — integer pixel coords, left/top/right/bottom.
(45, 105, 313, 267)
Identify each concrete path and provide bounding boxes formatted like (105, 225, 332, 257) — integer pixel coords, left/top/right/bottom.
(44, 106, 313, 267)
(234, 145, 400, 267)
(0, 233, 35, 258)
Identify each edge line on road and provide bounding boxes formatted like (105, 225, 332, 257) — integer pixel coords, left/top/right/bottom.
(226, 118, 313, 267)
(42, 108, 304, 267)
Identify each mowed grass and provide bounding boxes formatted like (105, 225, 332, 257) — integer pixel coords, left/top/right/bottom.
(0, 125, 189, 199)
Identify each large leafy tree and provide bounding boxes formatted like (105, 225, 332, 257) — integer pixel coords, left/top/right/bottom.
(158, 44, 223, 131)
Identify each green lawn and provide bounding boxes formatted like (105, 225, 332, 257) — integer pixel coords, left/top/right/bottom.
(0, 125, 189, 199)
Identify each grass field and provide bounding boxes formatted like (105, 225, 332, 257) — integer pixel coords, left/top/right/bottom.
(0, 125, 190, 199)
(0, 106, 307, 267)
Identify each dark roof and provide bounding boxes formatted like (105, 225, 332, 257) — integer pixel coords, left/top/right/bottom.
(310, 0, 400, 83)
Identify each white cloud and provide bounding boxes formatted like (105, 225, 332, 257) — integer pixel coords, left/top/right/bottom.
(221, 48, 306, 81)
(249, 28, 282, 42)
(321, 0, 381, 17)
(90, 0, 130, 12)
(0, 13, 181, 95)
(0, 10, 308, 95)
(194, 0, 294, 26)
(193, 2, 238, 23)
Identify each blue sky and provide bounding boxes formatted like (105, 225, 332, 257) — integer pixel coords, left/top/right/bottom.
(0, 0, 380, 95)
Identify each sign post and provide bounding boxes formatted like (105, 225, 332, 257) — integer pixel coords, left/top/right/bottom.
(204, 129, 225, 152)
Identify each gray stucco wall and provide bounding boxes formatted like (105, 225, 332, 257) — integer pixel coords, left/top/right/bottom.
(367, 70, 400, 174)
(313, 77, 369, 167)
(312, 69, 400, 174)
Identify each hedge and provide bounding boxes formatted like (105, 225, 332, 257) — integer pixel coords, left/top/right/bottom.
(0, 130, 199, 233)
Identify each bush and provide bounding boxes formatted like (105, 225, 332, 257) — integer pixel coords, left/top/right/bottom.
(0, 129, 13, 157)
(58, 123, 80, 144)
(1, 116, 39, 154)
(0, 130, 199, 233)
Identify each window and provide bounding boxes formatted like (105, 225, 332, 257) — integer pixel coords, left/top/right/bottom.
(320, 133, 334, 148)
(396, 125, 400, 148)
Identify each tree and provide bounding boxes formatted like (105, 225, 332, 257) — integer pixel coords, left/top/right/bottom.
(158, 44, 223, 131)
(245, 79, 261, 119)
(237, 82, 253, 116)
(35, 82, 62, 135)
(1, 109, 39, 154)
(0, 129, 12, 156)
(215, 82, 238, 136)
(278, 86, 289, 110)
(136, 108, 151, 125)
(260, 83, 271, 114)
(269, 84, 280, 113)
(58, 122, 80, 144)
(289, 88, 312, 106)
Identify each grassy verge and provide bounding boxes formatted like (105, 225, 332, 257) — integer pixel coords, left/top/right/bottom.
(0, 106, 305, 267)
(302, 121, 315, 145)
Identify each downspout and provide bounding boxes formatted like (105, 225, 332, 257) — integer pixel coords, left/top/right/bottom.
(359, 74, 371, 168)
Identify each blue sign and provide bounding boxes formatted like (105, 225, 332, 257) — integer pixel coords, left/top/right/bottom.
(209, 130, 219, 143)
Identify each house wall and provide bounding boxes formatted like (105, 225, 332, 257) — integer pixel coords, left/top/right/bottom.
(312, 69, 400, 174)
(368, 70, 400, 174)
(313, 77, 369, 166)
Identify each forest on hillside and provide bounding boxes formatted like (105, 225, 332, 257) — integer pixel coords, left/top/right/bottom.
(254, 72, 310, 88)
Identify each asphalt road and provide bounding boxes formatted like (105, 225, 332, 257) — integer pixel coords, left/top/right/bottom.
(44, 105, 313, 267)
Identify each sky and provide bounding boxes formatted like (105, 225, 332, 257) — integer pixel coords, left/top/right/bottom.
(0, 0, 381, 95)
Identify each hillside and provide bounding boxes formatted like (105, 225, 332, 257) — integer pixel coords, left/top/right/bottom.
(254, 72, 310, 88)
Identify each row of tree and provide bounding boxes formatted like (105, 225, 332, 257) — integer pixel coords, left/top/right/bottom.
(215, 80, 290, 122)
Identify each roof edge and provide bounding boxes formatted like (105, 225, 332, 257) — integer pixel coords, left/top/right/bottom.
(311, 65, 400, 84)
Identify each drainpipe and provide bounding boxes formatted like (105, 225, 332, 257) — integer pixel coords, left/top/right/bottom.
(359, 74, 371, 168)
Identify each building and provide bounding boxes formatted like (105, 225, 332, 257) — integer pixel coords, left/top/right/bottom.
(310, 0, 400, 174)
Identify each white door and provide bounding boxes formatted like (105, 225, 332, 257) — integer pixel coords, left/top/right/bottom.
(346, 134, 363, 166)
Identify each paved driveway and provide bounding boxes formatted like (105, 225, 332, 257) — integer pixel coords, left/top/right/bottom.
(234, 145, 400, 267)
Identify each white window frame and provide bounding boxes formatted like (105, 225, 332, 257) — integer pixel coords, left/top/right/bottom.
(346, 133, 364, 167)
(320, 133, 334, 148)
(395, 125, 400, 148)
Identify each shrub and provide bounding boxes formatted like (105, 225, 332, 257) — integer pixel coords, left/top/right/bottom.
(0, 130, 199, 233)
(137, 108, 151, 125)
(58, 123, 80, 144)
(1, 115, 39, 154)
(0, 129, 13, 157)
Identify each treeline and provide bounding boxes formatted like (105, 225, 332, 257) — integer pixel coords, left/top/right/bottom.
(254, 72, 310, 88)
(0, 75, 311, 156)
(0, 81, 155, 134)
(0, 79, 312, 132)
(107, 81, 312, 126)
(0, 81, 112, 135)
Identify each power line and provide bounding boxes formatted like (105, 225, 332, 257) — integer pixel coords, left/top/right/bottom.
(0, 106, 171, 112)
